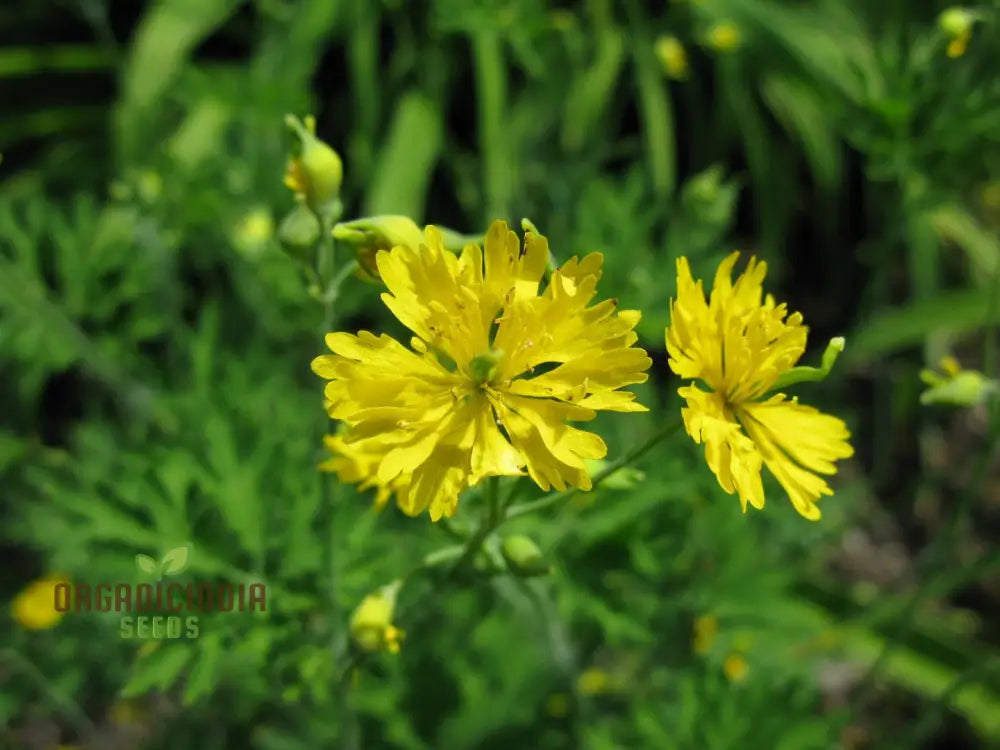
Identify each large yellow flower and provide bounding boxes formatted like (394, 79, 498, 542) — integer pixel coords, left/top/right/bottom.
(666, 253, 853, 520)
(312, 220, 652, 520)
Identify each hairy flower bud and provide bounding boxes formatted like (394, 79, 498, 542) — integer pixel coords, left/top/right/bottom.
(501, 535, 552, 577)
(349, 582, 404, 654)
(284, 114, 343, 211)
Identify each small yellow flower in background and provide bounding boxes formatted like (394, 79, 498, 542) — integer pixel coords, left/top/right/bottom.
(938, 8, 978, 58)
(319, 432, 410, 512)
(705, 22, 741, 53)
(666, 253, 853, 520)
(723, 652, 749, 683)
(284, 114, 343, 210)
(350, 582, 405, 654)
(655, 36, 688, 80)
(692, 614, 718, 654)
(232, 207, 274, 258)
(312, 220, 652, 521)
(12, 574, 69, 630)
(333, 215, 425, 283)
(577, 667, 612, 695)
(919, 355, 998, 406)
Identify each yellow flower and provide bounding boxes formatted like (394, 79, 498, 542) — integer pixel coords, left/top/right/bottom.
(232, 207, 274, 258)
(723, 652, 749, 683)
(939, 8, 980, 57)
(12, 574, 69, 630)
(706, 22, 741, 53)
(349, 583, 405, 654)
(692, 614, 718, 654)
(312, 220, 652, 521)
(577, 667, 612, 695)
(666, 253, 853, 520)
(655, 36, 688, 80)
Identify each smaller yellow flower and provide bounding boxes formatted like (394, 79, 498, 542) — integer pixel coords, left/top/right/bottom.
(12, 574, 69, 630)
(349, 583, 405, 654)
(706, 22, 741, 53)
(577, 667, 612, 695)
(939, 8, 979, 57)
(723, 652, 749, 683)
(946, 34, 969, 58)
(232, 207, 274, 258)
(655, 36, 688, 80)
(692, 614, 718, 654)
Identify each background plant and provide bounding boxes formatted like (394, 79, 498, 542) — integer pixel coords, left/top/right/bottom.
(2, 1, 1000, 748)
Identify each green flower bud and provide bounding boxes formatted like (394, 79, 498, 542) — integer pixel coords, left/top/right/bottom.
(769, 337, 845, 392)
(938, 8, 975, 37)
(501, 535, 552, 577)
(333, 215, 425, 282)
(277, 203, 321, 265)
(920, 356, 999, 406)
(284, 114, 343, 210)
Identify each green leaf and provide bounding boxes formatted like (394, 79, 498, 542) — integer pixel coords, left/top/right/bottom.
(183, 632, 224, 705)
(204, 415, 263, 558)
(365, 92, 443, 221)
(628, 8, 675, 200)
(116, 0, 244, 162)
(845, 290, 999, 362)
(760, 72, 841, 191)
(121, 645, 193, 698)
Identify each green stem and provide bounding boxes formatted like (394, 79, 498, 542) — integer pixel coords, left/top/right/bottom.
(447, 476, 503, 578)
(312, 207, 341, 632)
(506, 417, 685, 519)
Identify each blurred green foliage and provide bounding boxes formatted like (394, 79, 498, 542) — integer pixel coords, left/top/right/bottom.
(2, 1, 1000, 748)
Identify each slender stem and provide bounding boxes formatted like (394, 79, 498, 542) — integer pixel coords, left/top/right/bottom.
(447, 476, 502, 578)
(506, 417, 685, 519)
(311, 206, 342, 633)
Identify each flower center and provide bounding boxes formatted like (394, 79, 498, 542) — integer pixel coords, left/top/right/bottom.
(468, 349, 506, 386)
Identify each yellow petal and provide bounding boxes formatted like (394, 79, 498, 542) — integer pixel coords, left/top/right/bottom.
(738, 395, 853, 520)
(679, 385, 764, 512)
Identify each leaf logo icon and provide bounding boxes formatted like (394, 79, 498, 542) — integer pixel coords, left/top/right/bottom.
(135, 544, 191, 580)
(161, 544, 190, 576)
(135, 554, 159, 577)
